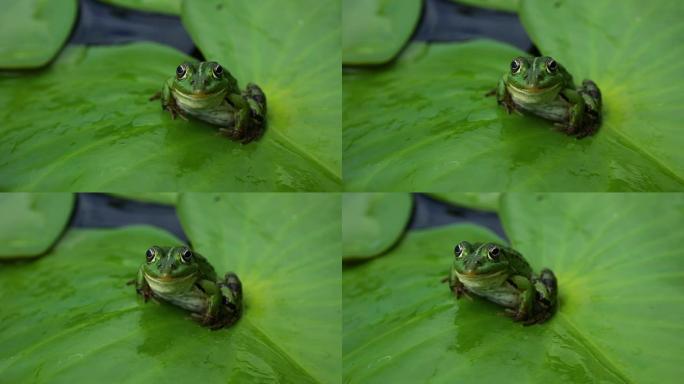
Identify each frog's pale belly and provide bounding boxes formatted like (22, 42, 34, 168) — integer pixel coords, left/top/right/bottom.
(154, 286, 208, 313)
(178, 101, 235, 126)
(457, 271, 521, 308)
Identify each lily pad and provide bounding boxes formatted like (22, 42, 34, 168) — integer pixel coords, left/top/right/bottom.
(177, 193, 341, 384)
(343, 0, 423, 65)
(430, 193, 500, 212)
(0, 42, 339, 191)
(343, 38, 684, 191)
(453, 0, 519, 12)
(0, 193, 74, 258)
(0, 0, 77, 69)
(100, 0, 181, 15)
(343, 193, 412, 260)
(182, 0, 342, 186)
(343, 194, 684, 382)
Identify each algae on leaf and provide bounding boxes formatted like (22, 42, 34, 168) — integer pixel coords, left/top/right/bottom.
(0, 193, 74, 258)
(0, 0, 77, 69)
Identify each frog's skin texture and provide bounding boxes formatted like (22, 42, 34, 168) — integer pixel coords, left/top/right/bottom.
(131, 246, 243, 329)
(151, 61, 267, 144)
(443, 241, 557, 325)
(489, 56, 601, 138)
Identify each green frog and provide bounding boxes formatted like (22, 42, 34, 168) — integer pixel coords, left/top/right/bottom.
(151, 61, 267, 143)
(443, 241, 557, 325)
(489, 56, 601, 138)
(131, 246, 243, 329)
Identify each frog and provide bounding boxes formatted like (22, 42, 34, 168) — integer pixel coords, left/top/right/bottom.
(150, 61, 267, 144)
(488, 56, 601, 138)
(442, 241, 557, 325)
(130, 246, 243, 329)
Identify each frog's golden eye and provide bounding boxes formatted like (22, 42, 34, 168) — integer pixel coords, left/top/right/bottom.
(180, 248, 193, 264)
(212, 64, 223, 79)
(510, 59, 522, 74)
(546, 59, 557, 74)
(176, 64, 187, 79)
(145, 247, 156, 263)
(487, 245, 500, 261)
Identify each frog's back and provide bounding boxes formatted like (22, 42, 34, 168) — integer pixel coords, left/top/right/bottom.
(505, 247, 533, 277)
(194, 252, 218, 281)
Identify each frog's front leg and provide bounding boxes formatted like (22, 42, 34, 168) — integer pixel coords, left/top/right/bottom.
(443, 269, 469, 299)
(505, 275, 534, 322)
(130, 266, 153, 302)
(560, 88, 585, 136)
(154, 78, 187, 121)
(490, 77, 515, 114)
(193, 279, 224, 329)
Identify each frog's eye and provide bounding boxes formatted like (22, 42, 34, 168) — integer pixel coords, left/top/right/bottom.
(145, 247, 156, 263)
(454, 244, 464, 258)
(487, 246, 500, 261)
(510, 59, 522, 74)
(180, 248, 193, 263)
(212, 64, 223, 79)
(546, 59, 557, 74)
(176, 64, 187, 79)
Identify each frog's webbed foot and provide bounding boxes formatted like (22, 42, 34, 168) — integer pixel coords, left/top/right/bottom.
(149, 91, 161, 101)
(484, 88, 496, 97)
(219, 125, 264, 144)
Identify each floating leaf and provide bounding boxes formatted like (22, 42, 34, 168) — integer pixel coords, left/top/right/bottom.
(177, 193, 341, 384)
(0, 0, 77, 69)
(342, 40, 684, 191)
(343, 193, 684, 382)
(182, 0, 342, 186)
(100, 0, 181, 15)
(342, 0, 422, 65)
(0, 43, 339, 191)
(343, 193, 412, 259)
(430, 193, 500, 212)
(0, 193, 74, 258)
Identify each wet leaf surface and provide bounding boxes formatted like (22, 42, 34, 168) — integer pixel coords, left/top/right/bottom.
(0, 43, 339, 191)
(182, 0, 342, 186)
(0, 0, 77, 69)
(343, 193, 412, 259)
(0, 193, 74, 258)
(342, 0, 422, 65)
(343, 0, 684, 192)
(343, 193, 684, 383)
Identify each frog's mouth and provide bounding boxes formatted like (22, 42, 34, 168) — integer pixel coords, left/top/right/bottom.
(144, 272, 197, 285)
(507, 82, 561, 95)
(175, 89, 226, 100)
(456, 269, 508, 288)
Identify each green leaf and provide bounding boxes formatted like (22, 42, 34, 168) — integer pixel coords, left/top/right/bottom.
(452, 0, 519, 12)
(99, 0, 181, 15)
(0, 0, 77, 69)
(343, 193, 412, 259)
(0, 43, 340, 191)
(430, 193, 500, 212)
(177, 193, 341, 384)
(342, 0, 422, 65)
(182, 0, 342, 185)
(343, 194, 684, 382)
(109, 193, 179, 206)
(342, 40, 684, 191)
(519, 0, 684, 187)
(0, 193, 74, 258)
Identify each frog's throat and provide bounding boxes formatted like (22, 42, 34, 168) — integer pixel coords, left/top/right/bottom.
(507, 82, 561, 103)
(173, 89, 227, 108)
(455, 269, 508, 288)
(144, 272, 197, 294)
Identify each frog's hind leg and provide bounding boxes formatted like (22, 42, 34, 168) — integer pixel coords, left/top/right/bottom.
(241, 83, 267, 143)
(218, 272, 243, 327)
(576, 80, 602, 138)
